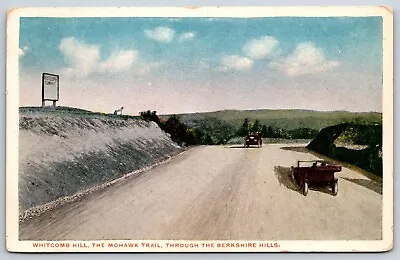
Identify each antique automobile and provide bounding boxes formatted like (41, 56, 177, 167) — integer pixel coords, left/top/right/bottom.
(244, 132, 262, 148)
(292, 160, 341, 196)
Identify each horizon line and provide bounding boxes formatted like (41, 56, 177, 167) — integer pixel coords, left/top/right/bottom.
(18, 106, 383, 116)
(158, 108, 383, 116)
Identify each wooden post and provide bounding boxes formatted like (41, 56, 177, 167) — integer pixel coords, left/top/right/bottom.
(52, 101, 56, 107)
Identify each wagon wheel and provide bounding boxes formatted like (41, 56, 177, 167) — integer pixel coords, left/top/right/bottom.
(302, 182, 309, 196)
(332, 181, 338, 196)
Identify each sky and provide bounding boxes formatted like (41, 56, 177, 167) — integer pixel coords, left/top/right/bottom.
(18, 17, 383, 114)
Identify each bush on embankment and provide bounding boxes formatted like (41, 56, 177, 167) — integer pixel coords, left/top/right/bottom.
(306, 123, 382, 176)
(19, 114, 182, 212)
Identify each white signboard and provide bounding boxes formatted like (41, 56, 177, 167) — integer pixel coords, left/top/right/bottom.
(42, 73, 59, 101)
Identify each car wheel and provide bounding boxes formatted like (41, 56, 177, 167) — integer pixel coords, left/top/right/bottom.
(303, 182, 308, 196)
(332, 181, 338, 196)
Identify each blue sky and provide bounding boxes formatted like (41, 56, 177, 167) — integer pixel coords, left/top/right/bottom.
(19, 17, 383, 114)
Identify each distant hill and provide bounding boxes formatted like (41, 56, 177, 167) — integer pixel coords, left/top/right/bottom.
(160, 109, 382, 130)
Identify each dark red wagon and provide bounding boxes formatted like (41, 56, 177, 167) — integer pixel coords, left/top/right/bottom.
(292, 160, 341, 196)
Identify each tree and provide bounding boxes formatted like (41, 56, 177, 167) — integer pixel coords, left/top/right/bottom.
(186, 128, 201, 145)
(267, 126, 274, 137)
(237, 118, 250, 136)
(203, 134, 214, 145)
(140, 110, 160, 124)
(261, 124, 268, 137)
(150, 110, 160, 124)
(250, 119, 261, 134)
(161, 115, 187, 144)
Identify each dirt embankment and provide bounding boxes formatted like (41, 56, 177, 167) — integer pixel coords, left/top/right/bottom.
(306, 123, 382, 176)
(19, 114, 182, 214)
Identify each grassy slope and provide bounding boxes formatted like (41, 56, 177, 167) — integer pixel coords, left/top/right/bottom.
(161, 109, 382, 130)
(19, 106, 141, 120)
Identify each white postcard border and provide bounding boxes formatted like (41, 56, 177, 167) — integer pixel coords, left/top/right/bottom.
(6, 6, 393, 252)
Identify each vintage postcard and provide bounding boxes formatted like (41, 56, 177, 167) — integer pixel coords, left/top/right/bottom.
(6, 6, 393, 252)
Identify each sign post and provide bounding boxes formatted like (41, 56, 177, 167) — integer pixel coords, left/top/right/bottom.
(41, 73, 59, 107)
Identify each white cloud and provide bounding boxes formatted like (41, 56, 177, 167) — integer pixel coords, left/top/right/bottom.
(213, 36, 278, 72)
(144, 26, 175, 42)
(59, 37, 152, 78)
(242, 36, 279, 59)
(98, 50, 138, 73)
(270, 42, 340, 76)
(59, 37, 100, 78)
(179, 31, 196, 42)
(218, 55, 253, 72)
(19, 46, 29, 57)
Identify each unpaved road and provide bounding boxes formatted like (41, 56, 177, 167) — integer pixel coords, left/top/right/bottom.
(20, 144, 382, 240)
